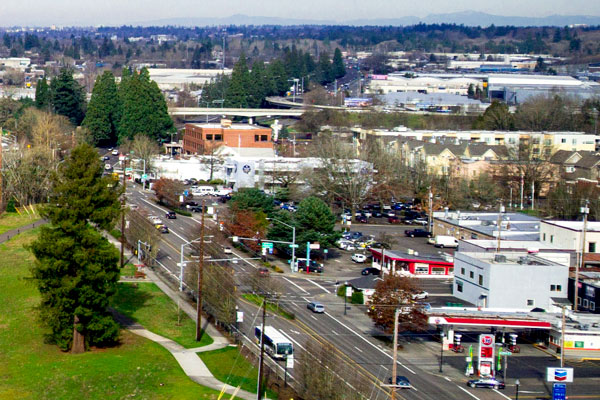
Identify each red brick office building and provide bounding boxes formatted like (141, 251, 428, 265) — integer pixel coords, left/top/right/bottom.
(183, 120, 273, 155)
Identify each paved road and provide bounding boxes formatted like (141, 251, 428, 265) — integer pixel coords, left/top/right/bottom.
(124, 185, 600, 400)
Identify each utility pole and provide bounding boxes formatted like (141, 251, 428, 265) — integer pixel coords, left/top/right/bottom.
(428, 189, 433, 234)
(574, 200, 589, 312)
(496, 203, 504, 253)
(531, 180, 535, 210)
(560, 305, 566, 367)
(390, 308, 400, 400)
(196, 199, 206, 341)
(257, 297, 267, 400)
(520, 174, 524, 210)
(120, 157, 127, 269)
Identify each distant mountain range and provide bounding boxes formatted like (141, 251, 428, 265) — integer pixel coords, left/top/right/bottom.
(139, 11, 600, 27)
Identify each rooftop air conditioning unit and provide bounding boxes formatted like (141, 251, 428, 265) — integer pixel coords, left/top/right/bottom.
(494, 254, 507, 263)
(518, 256, 528, 264)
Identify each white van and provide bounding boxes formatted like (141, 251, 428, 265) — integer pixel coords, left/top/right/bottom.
(434, 235, 459, 249)
(192, 186, 216, 196)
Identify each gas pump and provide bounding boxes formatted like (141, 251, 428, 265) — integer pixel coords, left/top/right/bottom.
(453, 333, 464, 353)
(508, 333, 520, 353)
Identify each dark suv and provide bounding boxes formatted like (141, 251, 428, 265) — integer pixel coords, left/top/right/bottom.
(166, 211, 177, 219)
(297, 260, 324, 273)
(404, 229, 431, 238)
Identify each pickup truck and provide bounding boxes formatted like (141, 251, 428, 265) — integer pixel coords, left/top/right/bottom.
(404, 229, 432, 238)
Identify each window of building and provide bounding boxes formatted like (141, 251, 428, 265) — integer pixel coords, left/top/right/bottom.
(557, 285, 562, 292)
(543, 233, 546, 241)
(261, 135, 268, 141)
(461, 267, 465, 275)
(544, 139, 552, 146)
(527, 299, 534, 306)
(214, 134, 223, 141)
(470, 271, 474, 279)
(589, 242, 596, 253)
(457, 281, 463, 292)
(551, 284, 556, 291)
(254, 135, 260, 141)
(591, 301, 596, 311)
(572, 139, 577, 145)
(206, 134, 213, 140)
(561, 138, 567, 143)
(478, 274, 483, 285)
(415, 266, 429, 274)
(550, 235, 554, 243)
(583, 299, 589, 308)
(431, 267, 446, 275)
(448, 268, 454, 274)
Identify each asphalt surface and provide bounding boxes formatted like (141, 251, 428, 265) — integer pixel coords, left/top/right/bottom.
(124, 184, 600, 400)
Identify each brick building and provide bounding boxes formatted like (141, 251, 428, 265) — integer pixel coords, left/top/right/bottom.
(183, 121, 273, 155)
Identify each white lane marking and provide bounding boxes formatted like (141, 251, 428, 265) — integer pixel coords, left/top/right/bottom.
(354, 346, 363, 353)
(166, 255, 172, 260)
(444, 377, 451, 382)
(458, 386, 481, 400)
(283, 277, 309, 294)
(332, 330, 339, 336)
(279, 331, 305, 351)
(493, 389, 512, 400)
(324, 312, 416, 375)
(305, 278, 331, 293)
(310, 315, 318, 321)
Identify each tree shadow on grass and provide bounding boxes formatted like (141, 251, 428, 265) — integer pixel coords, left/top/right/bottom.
(109, 283, 153, 330)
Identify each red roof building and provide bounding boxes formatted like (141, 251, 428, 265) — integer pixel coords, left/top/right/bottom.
(369, 249, 454, 276)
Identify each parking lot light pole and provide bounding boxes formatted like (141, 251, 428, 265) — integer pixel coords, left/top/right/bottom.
(515, 379, 520, 400)
(439, 331, 444, 373)
(344, 281, 349, 315)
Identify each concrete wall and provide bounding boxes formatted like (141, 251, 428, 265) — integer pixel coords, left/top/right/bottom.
(540, 222, 600, 253)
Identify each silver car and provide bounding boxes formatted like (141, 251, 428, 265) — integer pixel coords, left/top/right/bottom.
(307, 302, 325, 313)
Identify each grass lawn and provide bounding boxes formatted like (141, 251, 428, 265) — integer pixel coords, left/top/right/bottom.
(119, 262, 137, 277)
(0, 211, 40, 235)
(0, 229, 223, 400)
(111, 282, 214, 349)
(198, 346, 277, 399)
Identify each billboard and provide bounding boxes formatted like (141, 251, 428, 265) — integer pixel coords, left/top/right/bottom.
(344, 97, 373, 107)
(478, 334, 495, 377)
(547, 367, 574, 383)
(371, 74, 388, 80)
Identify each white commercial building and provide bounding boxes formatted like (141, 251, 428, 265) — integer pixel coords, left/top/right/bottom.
(147, 68, 233, 90)
(453, 251, 569, 311)
(540, 220, 600, 254)
(0, 57, 31, 70)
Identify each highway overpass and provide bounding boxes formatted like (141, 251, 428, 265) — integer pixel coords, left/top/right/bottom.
(168, 107, 305, 118)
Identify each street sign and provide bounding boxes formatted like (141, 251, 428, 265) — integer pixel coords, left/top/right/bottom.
(289, 244, 299, 248)
(345, 286, 353, 297)
(261, 242, 274, 250)
(286, 355, 294, 369)
(499, 351, 512, 356)
(125, 167, 132, 172)
(142, 174, 148, 180)
(309, 243, 320, 250)
(552, 383, 566, 400)
(236, 311, 244, 323)
(547, 367, 574, 382)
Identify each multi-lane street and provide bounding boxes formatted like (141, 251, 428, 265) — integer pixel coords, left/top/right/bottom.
(124, 184, 600, 400)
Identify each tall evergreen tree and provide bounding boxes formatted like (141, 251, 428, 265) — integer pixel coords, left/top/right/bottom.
(82, 71, 121, 145)
(249, 61, 268, 108)
(29, 144, 122, 352)
(118, 68, 174, 143)
(34, 76, 50, 110)
(332, 48, 346, 79)
(317, 52, 333, 85)
(224, 54, 251, 108)
(50, 68, 86, 125)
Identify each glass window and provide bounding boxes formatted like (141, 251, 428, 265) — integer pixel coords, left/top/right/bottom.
(543, 233, 546, 241)
(478, 275, 483, 285)
(261, 135, 268, 141)
(415, 266, 429, 274)
(206, 134, 213, 140)
(461, 267, 465, 275)
(214, 134, 223, 141)
(551, 284, 556, 291)
(556, 285, 562, 292)
(431, 267, 446, 275)
(255, 135, 260, 141)
(457, 281, 463, 292)
(470, 271, 474, 279)
(527, 299, 534, 306)
(591, 301, 596, 311)
(550, 235, 554, 243)
(589, 242, 596, 253)
(561, 138, 566, 143)
(583, 299, 589, 308)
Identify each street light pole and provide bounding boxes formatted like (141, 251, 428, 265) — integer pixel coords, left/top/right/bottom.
(574, 200, 589, 312)
(391, 308, 400, 400)
(515, 379, 520, 400)
(439, 331, 444, 373)
(196, 200, 206, 342)
(120, 157, 128, 269)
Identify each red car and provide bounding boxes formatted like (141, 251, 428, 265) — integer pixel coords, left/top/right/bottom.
(388, 215, 402, 224)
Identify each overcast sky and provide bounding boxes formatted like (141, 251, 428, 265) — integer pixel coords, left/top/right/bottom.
(0, 0, 599, 26)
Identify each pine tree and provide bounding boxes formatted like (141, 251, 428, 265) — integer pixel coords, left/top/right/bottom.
(317, 52, 333, 85)
(49, 68, 86, 125)
(35, 76, 50, 110)
(29, 144, 122, 352)
(118, 67, 174, 143)
(332, 48, 346, 79)
(82, 71, 121, 145)
(224, 54, 251, 108)
(249, 61, 268, 108)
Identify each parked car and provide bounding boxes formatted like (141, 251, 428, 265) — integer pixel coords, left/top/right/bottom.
(361, 267, 381, 276)
(342, 231, 363, 240)
(412, 291, 429, 300)
(385, 210, 396, 218)
(111, 149, 119, 156)
(356, 215, 369, 223)
(165, 211, 177, 219)
(466, 378, 505, 389)
(103, 155, 110, 161)
(412, 217, 428, 226)
(296, 259, 323, 273)
(388, 215, 402, 224)
(351, 253, 368, 263)
(258, 267, 270, 276)
(434, 235, 459, 248)
(387, 376, 411, 389)
(104, 163, 112, 170)
(223, 247, 233, 254)
(307, 302, 325, 313)
(404, 229, 432, 238)
(372, 211, 383, 218)
(185, 200, 199, 207)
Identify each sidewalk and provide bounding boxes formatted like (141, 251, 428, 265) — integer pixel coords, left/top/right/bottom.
(103, 233, 259, 400)
(0, 219, 46, 244)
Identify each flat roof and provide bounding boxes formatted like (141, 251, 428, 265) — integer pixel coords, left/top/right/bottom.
(371, 249, 453, 265)
(433, 211, 540, 241)
(460, 239, 571, 252)
(188, 123, 269, 130)
(542, 220, 600, 233)
(457, 251, 562, 266)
